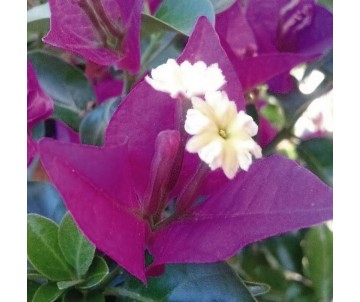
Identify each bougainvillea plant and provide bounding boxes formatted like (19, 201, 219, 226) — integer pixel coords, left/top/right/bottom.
(27, 0, 333, 301)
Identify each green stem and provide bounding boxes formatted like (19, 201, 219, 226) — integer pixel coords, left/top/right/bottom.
(104, 287, 156, 302)
(122, 71, 136, 95)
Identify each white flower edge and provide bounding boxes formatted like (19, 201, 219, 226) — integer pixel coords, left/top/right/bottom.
(145, 59, 226, 99)
(185, 91, 262, 179)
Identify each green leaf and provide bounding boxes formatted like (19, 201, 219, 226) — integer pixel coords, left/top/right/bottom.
(155, 0, 215, 36)
(318, 0, 333, 11)
(27, 181, 66, 224)
(53, 105, 83, 131)
(79, 98, 118, 146)
(303, 225, 333, 302)
(27, 214, 75, 281)
(244, 281, 270, 297)
(58, 213, 95, 277)
(260, 103, 285, 128)
(297, 137, 333, 185)
(32, 283, 64, 302)
(262, 232, 304, 273)
(79, 256, 109, 289)
(27, 3, 50, 34)
(27, 265, 47, 281)
(27, 280, 41, 302)
(57, 280, 84, 290)
(141, 14, 184, 36)
(62, 290, 105, 302)
(122, 263, 257, 301)
(209, 0, 237, 13)
(28, 51, 95, 130)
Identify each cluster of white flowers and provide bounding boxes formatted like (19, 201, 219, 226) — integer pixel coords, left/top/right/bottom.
(145, 60, 262, 179)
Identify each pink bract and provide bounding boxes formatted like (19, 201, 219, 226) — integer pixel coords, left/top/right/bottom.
(38, 18, 332, 283)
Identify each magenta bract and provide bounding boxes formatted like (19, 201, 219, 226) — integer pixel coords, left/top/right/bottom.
(216, 0, 332, 92)
(38, 18, 332, 283)
(44, 0, 143, 74)
(27, 60, 54, 165)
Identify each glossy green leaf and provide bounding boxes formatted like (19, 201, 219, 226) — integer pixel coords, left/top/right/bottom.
(209, 0, 237, 13)
(62, 290, 105, 302)
(27, 3, 50, 34)
(27, 214, 75, 281)
(28, 51, 95, 130)
(122, 263, 256, 301)
(57, 280, 84, 290)
(27, 181, 66, 224)
(79, 99, 118, 146)
(297, 137, 333, 185)
(28, 280, 41, 302)
(303, 225, 333, 302)
(155, 0, 215, 36)
(32, 283, 64, 302)
(79, 256, 109, 289)
(58, 213, 95, 277)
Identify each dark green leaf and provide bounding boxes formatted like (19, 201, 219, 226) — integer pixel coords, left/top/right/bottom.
(155, 0, 215, 36)
(62, 290, 105, 302)
(79, 99, 118, 146)
(303, 225, 333, 302)
(57, 280, 84, 290)
(27, 181, 66, 224)
(53, 105, 83, 131)
(141, 14, 183, 36)
(58, 213, 95, 277)
(27, 214, 75, 281)
(32, 282, 64, 302)
(28, 280, 41, 302)
(79, 256, 109, 289)
(297, 137, 333, 185)
(244, 281, 270, 297)
(262, 232, 304, 273)
(209, 0, 237, 13)
(28, 51, 95, 130)
(122, 263, 256, 301)
(27, 266, 47, 281)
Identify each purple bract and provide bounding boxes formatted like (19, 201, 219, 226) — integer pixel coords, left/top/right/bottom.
(38, 18, 332, 282)
(44, 0, 144, 74)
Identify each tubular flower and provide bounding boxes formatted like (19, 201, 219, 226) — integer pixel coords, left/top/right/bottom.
(145, 59, 226, 99)
(185, 91, 262, 179)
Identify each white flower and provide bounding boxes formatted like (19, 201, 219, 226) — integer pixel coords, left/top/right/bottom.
(145, 59, 226, 99)
(185, 91, 262, 179)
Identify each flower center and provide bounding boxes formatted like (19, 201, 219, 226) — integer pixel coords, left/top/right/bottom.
(219, 129, 227, 139)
